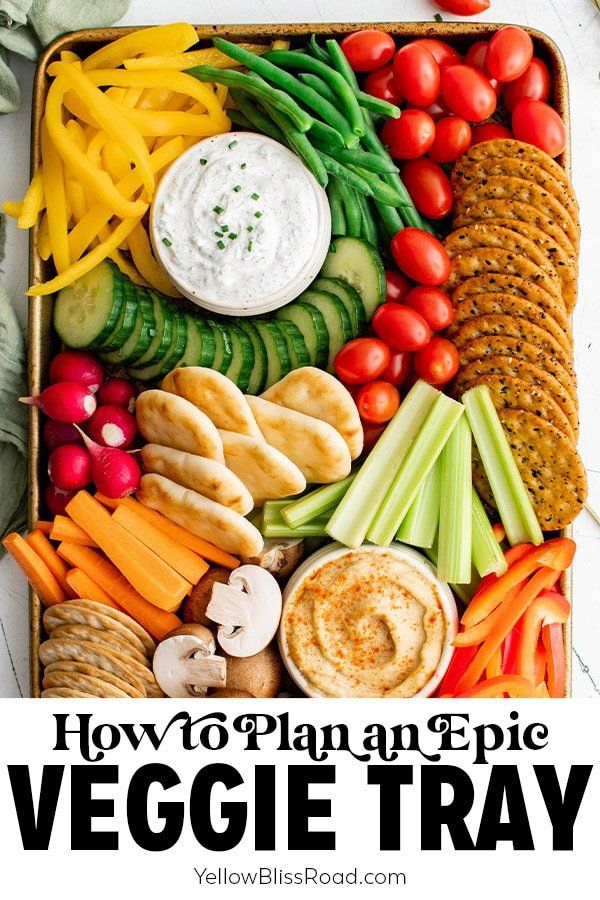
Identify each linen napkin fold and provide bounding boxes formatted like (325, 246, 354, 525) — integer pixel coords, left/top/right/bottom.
(0, 277, 28, 541)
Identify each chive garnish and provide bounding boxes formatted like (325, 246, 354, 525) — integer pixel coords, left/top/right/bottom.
(221, 224, 229, 232)
(247, 240, 253, 252)
(162, 237, 172, 246)
(228, 140, 238, 149)
(214, 231, 223, 237)
(246, 225, 254, 233)
(199, 158, 207, 165)
(233, 185, 241, 192)
(240, 162, 247, 169)
(434, 12, 443, 22)
(228, 232, 238, 240)
(251, 192, 260, 201)
(213, 205, 223, 214)
(254, 211, 262, 218)
(217, 240, 226, 250)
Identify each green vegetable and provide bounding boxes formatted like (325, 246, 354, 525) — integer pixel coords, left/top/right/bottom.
(437, 415, 472, 585)
(335, 177, 362, 237)
(298, 71, 339, 106)
(318, 151, 374, 197)
(311, 140, 399, 175)
(226, 109, 254, 130)
(396, 457, 441, 549)
(374, 199, 404, 237)
(308, 34, 332, 64)
(462, 385, 543, 547)
(262, 502, 329, 537)
(356, 193, 378, 246)
(423, 539, 478, 607)
(229, 89, 285, 143)
(282, 474, 355, 529)
(346, 163, 407, 206)
(471, 488, 508, 578)
(327, 179, 346, 236)
(262, 99, 328, 187)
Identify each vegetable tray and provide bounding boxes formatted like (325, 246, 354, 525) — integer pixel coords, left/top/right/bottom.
(27, 21, 573, 698)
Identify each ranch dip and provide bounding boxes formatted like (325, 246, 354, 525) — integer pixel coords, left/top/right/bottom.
(152, 132, 329, 313)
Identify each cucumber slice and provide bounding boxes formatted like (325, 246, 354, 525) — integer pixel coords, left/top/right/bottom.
(130, 292, 173, 369)
(131, 310, 187, 382)
(208, 319, 233, 374)
(97, 269, 137, 351)
(320, 236, 386, 320)
(274, 319, 310, 369)
(311, 276, 366, 336)
(253, 320, 291, 388)
(177, 313, 204, 367)
(300, 288, 353, 372)
(274, 301, 328, 369)
(54, 260, 123, 349)
(223, 322, 255, 392)
(194, 317, 216, 367)
(236, 319, 268, 394)
(100, 284, 155, 366)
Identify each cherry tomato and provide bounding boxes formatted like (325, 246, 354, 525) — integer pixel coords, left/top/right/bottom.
(411, 38, 461, 69)
(404, 285, 454, 331)
(341, 30, 395, 73)
(428, 116, 471, 163)
(503, 57, 551, 112)
(391, 228, 451, 286)
(372, 303, 431, 352)
(463, 40, 502, 97)
(380, 349, 413, 387)
(363, 63, 402, 104)
(381, 108, 435, 159)
(470, 122, 513, 144)
(512, 99, 566, 157)
(356, 381, 401, 424)
(385, 269, 412, 303)
(435, 0, 490, 13)
(414, 337, 459, 386)
(334, 337, 391, 385)
(393, 43, 441, 108)
(401, 158, 453, 220)
(441, 64, 497, 123)
(362, 422, 386, 454)
(486, 26, 534, 83)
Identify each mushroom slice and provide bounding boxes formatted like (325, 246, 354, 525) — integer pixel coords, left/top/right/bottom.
(244, 538, 305, 578)
(206, 565, 282, 658)
(152, 624, 226, 698)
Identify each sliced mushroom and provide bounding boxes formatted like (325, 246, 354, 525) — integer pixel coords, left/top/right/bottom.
(225, 644, 283, 698)
(243, 538, 305, 578)
(182, 566, 230, 629)
(152, 624, 226, 698)
(206, 564, 282, 658)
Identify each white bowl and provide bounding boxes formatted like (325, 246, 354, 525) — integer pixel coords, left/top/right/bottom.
(279, 542, 458, 699)
(150, 132, 331, 317)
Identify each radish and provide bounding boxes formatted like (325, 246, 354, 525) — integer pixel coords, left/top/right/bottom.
(20, 382, 96, 423)
(97, 377, 135, 411)
(87, 405, 137, 449)
(43, 419, 82, 452)
(75, 427, 141, 498)
(45, 484, 77, 516)
(49, 351, 105, 393)
(48, 444, 92, 491)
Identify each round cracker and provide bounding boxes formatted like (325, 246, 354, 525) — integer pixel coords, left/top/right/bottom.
(39, 638, 149, 696)
(43, 669, 131, 698)
(43, 603, 153, 660)
(49, 599, 156, 656)
(443, 247, 562, 303)
(450, 274, 569, 333)
(41, 687, 99, 699)
(50, 624, 149, 666)
(43, 660, 145, 698)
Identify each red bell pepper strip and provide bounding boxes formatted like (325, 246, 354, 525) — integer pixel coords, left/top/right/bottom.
(535, 641, 547, 687)
(486, 646, 503, 679)
(514, 590, 570, 684)
(542, 620, 567, 698)
(435, 644, 478, 696)
(453, 583, 524, 647)
(453, 675, 536, 698)
(502, 614, 525, 674)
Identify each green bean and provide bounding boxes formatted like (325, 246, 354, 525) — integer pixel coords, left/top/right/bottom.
(374, 200, 404, 238)
(324, 38, 360, 90)
(335, 177, 362, 237)
(261, 100, 328, 188)
(356, 193, 379, 246)
(307, 118, 346, 148)
(229, 89, 285, 143)
(355, 89, 401, 119)
(227, 108, 254, 130)
(317, 151, 374, 197)
(346, 164, 407, 207)
(308, 34, 332, 64)
(310, 140, 398, 174)
(298, 72, 338, 106)
(211, 39, 357, 148)
(187, 66, 312, 132)
(262, 49, 366, 139)
(327, 179, 346, 236)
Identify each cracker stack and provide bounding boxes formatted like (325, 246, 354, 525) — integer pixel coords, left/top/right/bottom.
(443, 139, 586, 530)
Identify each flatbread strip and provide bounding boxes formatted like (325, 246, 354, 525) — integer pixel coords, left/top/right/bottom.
(161, 367, 262, 439)
(136, 389, 224, 461)
(443, 247, 562, 304)
(451, 274, 570, 334)
(219, 429, 306, 506)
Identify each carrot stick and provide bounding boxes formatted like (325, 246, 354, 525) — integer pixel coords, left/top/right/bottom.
(57, 542, 181, 639)
(34, 521, 53, 535)
(26, 530, 76, 598)
(50, 515, 98, 547)
(3, 533, 67, 607)
(66, 491, 190, 611)
(65, 567, 120, 608)
(94, 492, 121, 510)
(112, 503, 209, 585)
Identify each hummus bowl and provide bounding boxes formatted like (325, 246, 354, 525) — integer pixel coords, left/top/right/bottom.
(279, 542, 458, 699)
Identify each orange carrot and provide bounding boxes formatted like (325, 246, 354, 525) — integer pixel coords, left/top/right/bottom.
(34, 520, 53, 535)
(112, 503, 209, 585)
(66, 491, 190, 612)
(94, 492, 120, 510)
(65, 568, 119, 608)
(57, 542, 181, 639)
(50, 515, 98, 547)
(3, 532, 66, 607)
(26, 530, 76, 597)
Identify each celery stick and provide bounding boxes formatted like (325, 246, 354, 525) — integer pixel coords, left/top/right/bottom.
(437, 415, 472, 584)
(367, 394, 464, 546)
(262, 504, 329, 538)
(471, 488, 508, 577)
(396, 456, 441, 549)
(326, 380, 439, 548)
(462, 386, 543, 546)
(423, 539, 478, 607)
(282, 474, 355, 528)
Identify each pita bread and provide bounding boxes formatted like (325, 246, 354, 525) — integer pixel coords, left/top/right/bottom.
(161, 367, 262, 438)
(137, 474, 264, 558)
(261, 367, 364, 460)
(246, 395, 352, 484)
(140, 444, 253, 515)
(136, 389, 224, 461)
(219, 430, 306, 506)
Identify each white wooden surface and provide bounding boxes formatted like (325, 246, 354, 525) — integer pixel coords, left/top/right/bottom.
(0, 0, 598, 698)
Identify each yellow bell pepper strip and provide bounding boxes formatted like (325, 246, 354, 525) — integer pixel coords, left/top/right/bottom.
(542, 621, 567, 698)
(16, 167, 45, 229)
(2, 200, 22, 218)
(65, 178, 88, 223)
(127, 224, 180, 297)
(514, 590, 570, 686)
(109, 248, 150, 287)
(47, 62, 155, 197)
(102, 141, 131, 182)
(65, 118, 87, 152)
(84, 68, 226, 120)
(82, 23, 198, 72)
(123, 86, 145, 107)
(453, 674, 537, 699)
(105, 86, 127, 104)
(60, 51, 81, 63)
(45, 80, 147, 220)
(135, 87, 173, 111)
(37, 212, 51, 261)
(40, 119, 70, 274)
(28, 216, 140, 296)
(123, 43, 271, 72)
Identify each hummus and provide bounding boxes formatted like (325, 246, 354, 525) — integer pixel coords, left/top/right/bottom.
(282, 546, 451, 698)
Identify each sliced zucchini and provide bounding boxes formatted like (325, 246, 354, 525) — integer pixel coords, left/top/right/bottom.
(131, 310, 187, 382)
(236, 319, 268, 394)
(320, 236, 386, 320)
(223, 322, 255, 392)
(54, 260, 123, 349)
(274, 318, 310, 369)
(208, 319, 233, 374)
(311, 276, 366, 336)
(130, 292, 173, 369)
(253, 319, 291, 388)
(100, 284, 155, 366)
(274, 300, 329, 369)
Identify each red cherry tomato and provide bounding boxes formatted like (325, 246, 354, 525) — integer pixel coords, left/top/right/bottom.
(362, 422, 386, 454)
(470, 122, 513, 144)
(356, 381, 401, 425)
(503, 57, 551, 112)
(441, 64, 497, 123)
(334, 337, 391, 385)
(385, 269, 412, 303)
(435, 0, 490, 13)
(401, 158, 453, 220)
(393, 43, 441, 108)
(414, 337, 459, 386)
(391, 228, 451, 286)
(428, 116, 472, 163)
(486, 26, 534, 84)
(372, 303, 431, 352)
(341, 30, 395, 73)
(424, 98, 451, 120)
(363, 63, 402, 104)
(380, 349, 413, 387)
(463, 40, 502, 97)
(411, 38, 461, 69)
(512, 99, 566, 157)
(381, 108, 435, 159)
(404, 285, 455, 331)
